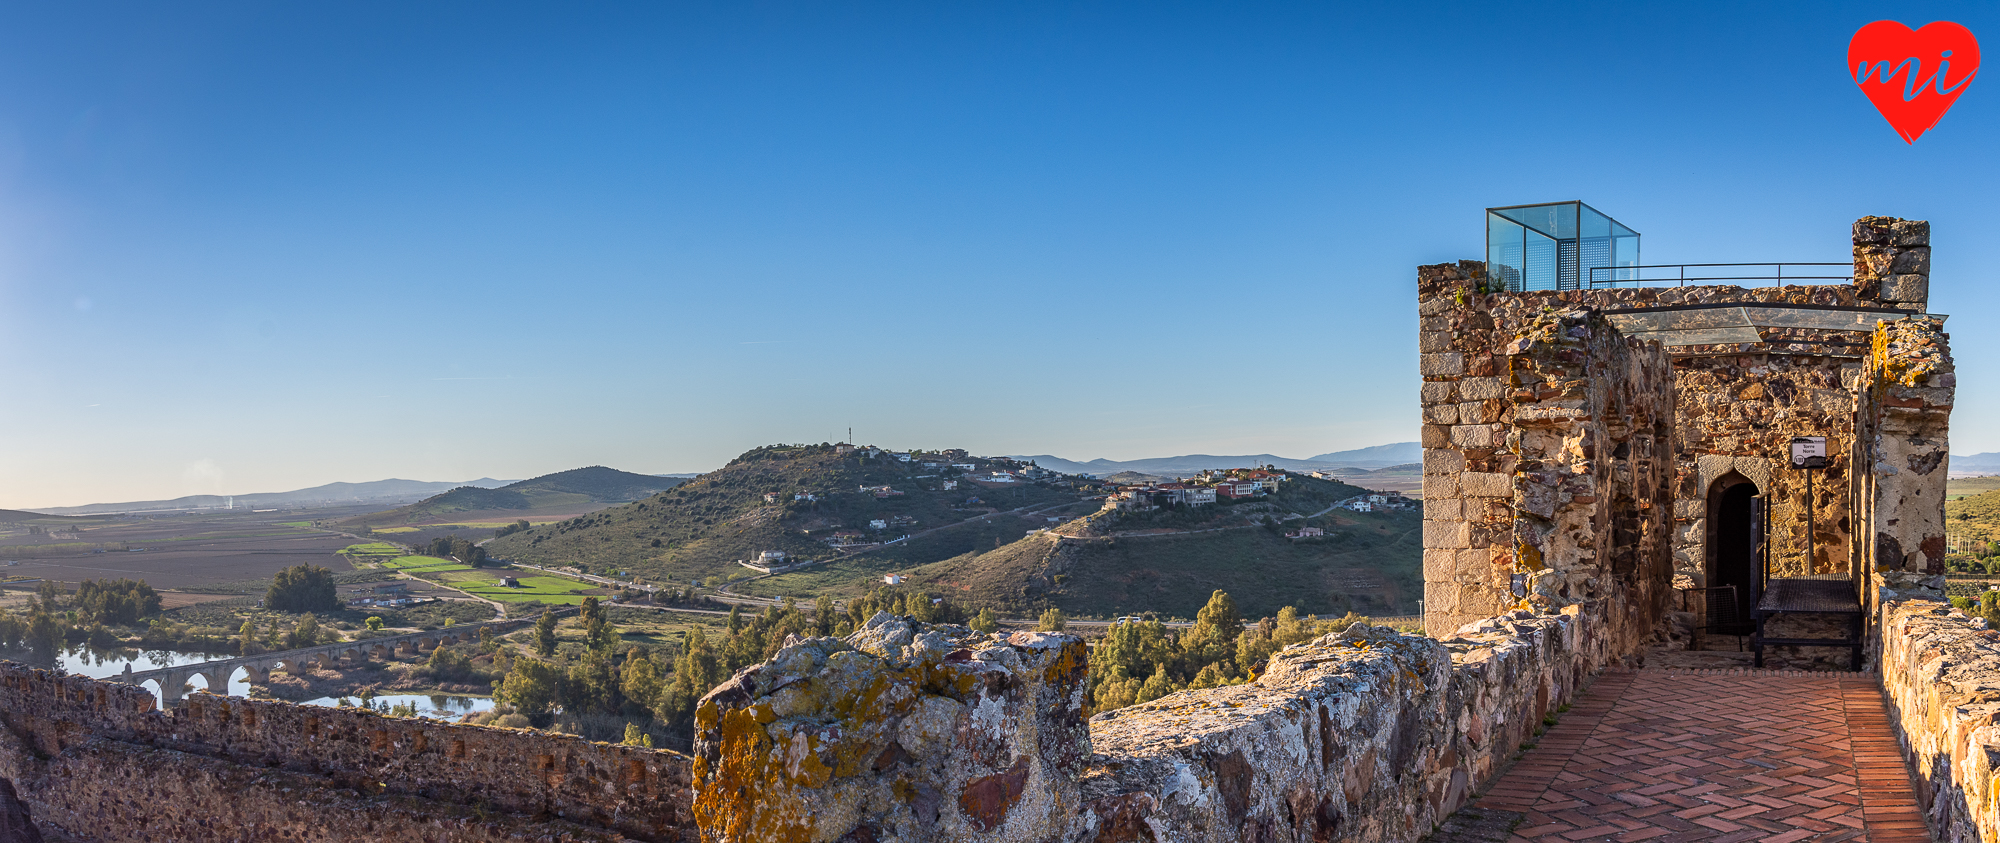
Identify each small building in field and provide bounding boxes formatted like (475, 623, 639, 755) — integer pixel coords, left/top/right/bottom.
(1286, 527, 1325, 539)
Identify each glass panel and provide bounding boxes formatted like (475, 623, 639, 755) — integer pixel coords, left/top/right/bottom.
(1577, 204, 1612, 288)
(1751, 308, 1906, 331)
(1491, 202, 1578, 239)
(1639, 326, 1764, 346)
(1487, 212, 1525, 291)
(1604, 307, 1752, 334)
(1523, 228, 1558, 290)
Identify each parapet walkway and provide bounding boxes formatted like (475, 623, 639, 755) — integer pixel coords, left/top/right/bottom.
(1430, 669, 1928, 843)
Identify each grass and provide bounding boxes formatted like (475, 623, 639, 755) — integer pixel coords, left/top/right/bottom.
(368, 526, 420, 534)
(277, 520, 315, 528)
(401, 564, 601, 605)
(380, 555, 466, 571)
(340, 542, 405, 557)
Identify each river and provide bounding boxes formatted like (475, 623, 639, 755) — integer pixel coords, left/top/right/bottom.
(55, 645, 493, 719)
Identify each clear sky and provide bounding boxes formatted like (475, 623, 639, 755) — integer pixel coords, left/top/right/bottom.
(1, 1, 1996, 509)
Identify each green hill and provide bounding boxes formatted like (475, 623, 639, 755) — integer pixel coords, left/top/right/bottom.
(481, 445, 1090, 584)
(344, 466, 685, 526)
(738, 472, 1422, 619)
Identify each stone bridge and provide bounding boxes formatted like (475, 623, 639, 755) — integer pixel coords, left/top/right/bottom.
(106, 613, 563, 706)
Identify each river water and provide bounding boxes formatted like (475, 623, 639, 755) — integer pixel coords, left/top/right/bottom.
(56, 645, 492, 719)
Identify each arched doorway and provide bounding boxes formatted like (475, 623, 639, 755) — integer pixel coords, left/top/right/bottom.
(1705, 474, 1761, 631)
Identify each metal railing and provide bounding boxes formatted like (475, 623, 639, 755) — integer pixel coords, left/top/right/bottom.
(1585, 262, 1853, 289)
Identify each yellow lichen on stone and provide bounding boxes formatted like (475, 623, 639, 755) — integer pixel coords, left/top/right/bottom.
(1516, 542, 1545, 572)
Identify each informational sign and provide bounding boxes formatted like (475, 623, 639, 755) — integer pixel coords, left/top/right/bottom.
(1790, 436, 1829, 469)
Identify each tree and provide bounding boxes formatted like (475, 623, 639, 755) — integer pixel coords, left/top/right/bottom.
(1037, 607, 1066, 632)
(238, 620, 258, 656)
(622, 722, 653, 748)
(582, 597, 616, 651)
(620, 649, 664, 715)
(285, 614, 325, 649)
(1182, 590, 1242, 661)
(495, 656, 562, 722)
(970, 608, 999, 634)
(74, 579, 161, 625)
(534, 612, 558, 657)
(365, 616, 384, 632)
(267, 565, 339, 613)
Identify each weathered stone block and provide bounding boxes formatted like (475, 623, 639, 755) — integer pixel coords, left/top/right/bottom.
(1889, 246, 1929, 274)
(1457, 377, 1506, 401)
(1421, 381, 1456, 404)
(1422, 424, 1452, 448)
(691, 616, 1089, 843)
(1420, 353, 1465, 377)
(1423, 448, 1466, 476)
(1424, 519, 1473, 549)
(1460, 471, 1511, 498)
(1423, 473, 1460, 499)
(1882, 273, 1928, 304)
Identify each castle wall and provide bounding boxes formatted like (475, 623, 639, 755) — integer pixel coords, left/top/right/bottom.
(690, 608, 1619, 843)
(0, 662, 697, 842)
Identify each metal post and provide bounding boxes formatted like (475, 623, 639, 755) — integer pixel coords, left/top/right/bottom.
(1806, 469, 1814, 573)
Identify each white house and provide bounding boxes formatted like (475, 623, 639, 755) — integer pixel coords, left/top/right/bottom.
(869, 519, 888, 530)
(883, 574, 905, 585)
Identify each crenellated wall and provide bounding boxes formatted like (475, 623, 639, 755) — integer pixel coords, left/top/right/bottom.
(1876, 591, 2000, 843)
(0, 662, 697, 842)
(691, 606, 1620, 843)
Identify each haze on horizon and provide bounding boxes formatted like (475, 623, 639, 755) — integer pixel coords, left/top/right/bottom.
(3, 2, 1998, 511)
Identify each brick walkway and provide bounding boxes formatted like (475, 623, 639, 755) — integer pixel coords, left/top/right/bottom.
(1431, 670, 1928, 843)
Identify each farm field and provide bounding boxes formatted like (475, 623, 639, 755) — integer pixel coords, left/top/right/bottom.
(394, 562, 602, 605)
(0, 508, 367, 589)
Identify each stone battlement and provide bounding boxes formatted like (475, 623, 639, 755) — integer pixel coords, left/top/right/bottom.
(0, 662, 697, 841)
(692, 605, 1620, 842)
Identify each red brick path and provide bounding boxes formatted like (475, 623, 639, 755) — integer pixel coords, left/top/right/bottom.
(1469, 670, 1928, 842)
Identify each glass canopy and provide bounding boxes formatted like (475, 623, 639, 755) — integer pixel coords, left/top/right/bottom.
(1486, 202, 1639, 291)
(1601, 304, 1938, 347)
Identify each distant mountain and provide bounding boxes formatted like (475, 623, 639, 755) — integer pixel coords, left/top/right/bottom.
(344, 466, 685, 526)
(1308, 442, 1422, 468)
(1954, 454, 2000, 476)
(30, 477, 513, 516)
(1011, 451, 1399, 478)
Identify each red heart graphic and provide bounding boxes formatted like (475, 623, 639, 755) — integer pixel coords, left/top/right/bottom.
(1849, 21, 1980, 143)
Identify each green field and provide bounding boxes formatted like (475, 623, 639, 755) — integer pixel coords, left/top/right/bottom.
(379, 555, 470, 573)
(340, 542, 405, 557)
(401, 564, 599, 605)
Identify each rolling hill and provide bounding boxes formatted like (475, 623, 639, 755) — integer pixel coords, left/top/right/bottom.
(739, 472, 1423, 619)
(481, 445, 1090, 584)
(344, 466, 686, 527)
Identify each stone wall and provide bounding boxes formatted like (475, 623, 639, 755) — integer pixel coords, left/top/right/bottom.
(693, 606, 1618, 843)
(1876, 592, 2000, 843)
(0, 661, 697, 842)
(1415, 266, 1678, 637)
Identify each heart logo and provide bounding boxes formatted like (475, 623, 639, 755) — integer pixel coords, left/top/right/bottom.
(1849, 21, 1980, 143)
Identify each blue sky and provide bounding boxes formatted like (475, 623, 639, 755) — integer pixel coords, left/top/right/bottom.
(1, 1, 1996, 508)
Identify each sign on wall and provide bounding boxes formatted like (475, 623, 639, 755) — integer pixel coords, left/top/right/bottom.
(1790, 436, 1829, 470)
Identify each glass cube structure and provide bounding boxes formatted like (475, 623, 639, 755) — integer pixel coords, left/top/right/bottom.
(1486, 202, 1639, 291)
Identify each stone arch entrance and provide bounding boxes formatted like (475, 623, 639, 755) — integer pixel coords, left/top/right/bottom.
(1705, 473, 1761, 630)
